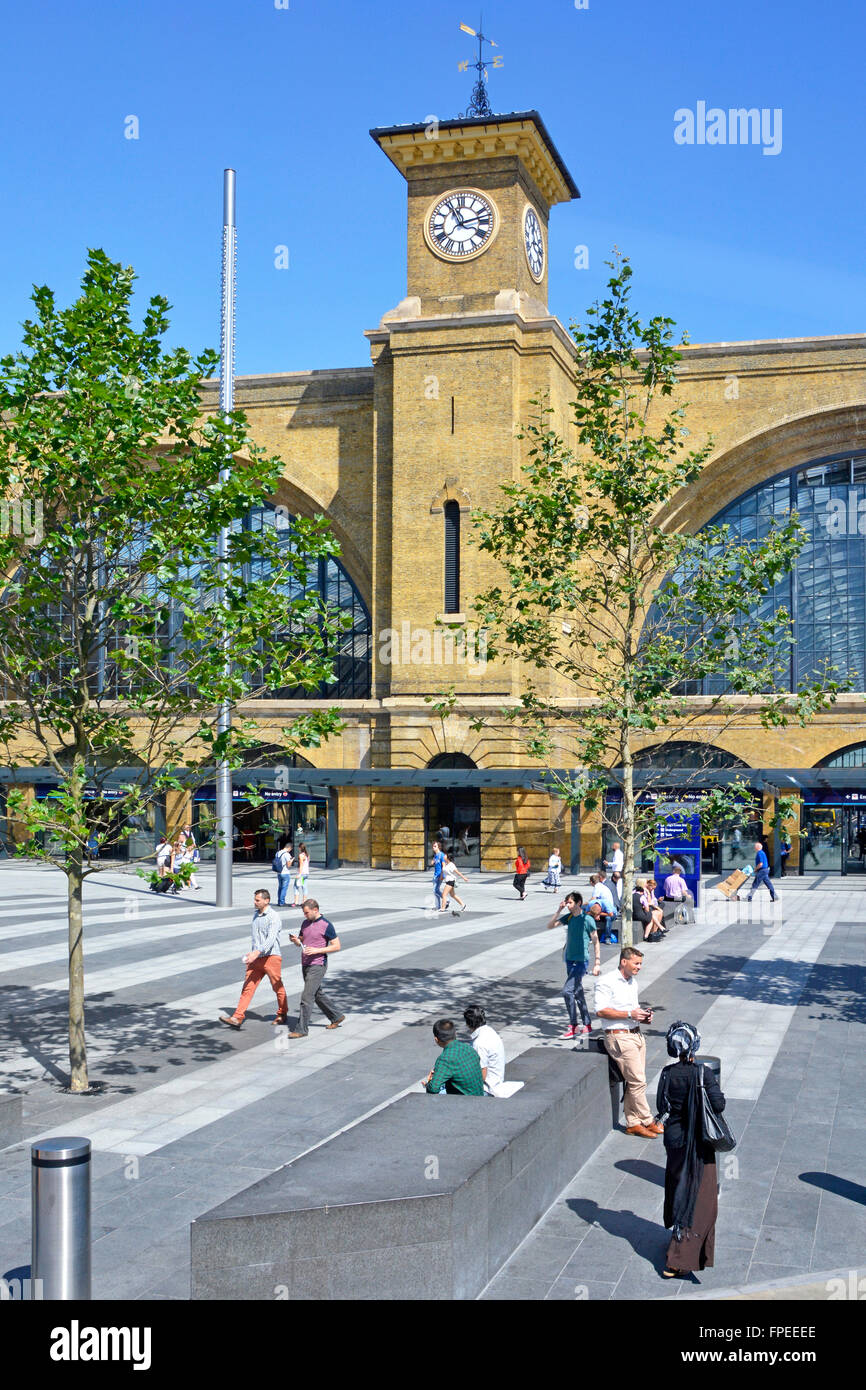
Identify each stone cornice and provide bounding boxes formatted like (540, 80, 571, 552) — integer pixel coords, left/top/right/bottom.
(667, 334, 866, 362)
(230, 694, 866, 717)
(365, 308, 578, 360)
(370, 111, 579, 208)
(199, 366, 374, 406)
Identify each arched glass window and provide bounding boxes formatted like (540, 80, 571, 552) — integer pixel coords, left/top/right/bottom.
(444, 501, 461, 613)
(428, 752, 476, 769)
(244, 503, 372, 699)
(1, 503, 372, 702)
(818, 742, 866, 768)
(632, 741, 748, 770)
(646, 451, 866, 693)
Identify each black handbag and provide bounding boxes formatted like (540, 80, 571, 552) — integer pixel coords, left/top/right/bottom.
(699, 1065, 737, 1152)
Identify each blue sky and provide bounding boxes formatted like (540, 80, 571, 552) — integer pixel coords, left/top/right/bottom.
(0, 0, 862, 375)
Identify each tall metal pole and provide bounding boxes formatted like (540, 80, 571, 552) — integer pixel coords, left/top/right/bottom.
(216, 168, 236, 909)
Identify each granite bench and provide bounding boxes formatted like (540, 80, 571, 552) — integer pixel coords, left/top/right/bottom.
(191, 1046, 612, 1300)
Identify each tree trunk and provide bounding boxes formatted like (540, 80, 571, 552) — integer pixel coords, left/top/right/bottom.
(67, 855, 88, 1093)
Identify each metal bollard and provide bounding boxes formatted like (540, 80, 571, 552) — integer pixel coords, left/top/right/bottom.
(31, 1137, 91, 1300)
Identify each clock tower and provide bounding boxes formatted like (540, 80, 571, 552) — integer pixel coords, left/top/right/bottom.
(366, 110, 579, 703)
(370, 111, 578, 317)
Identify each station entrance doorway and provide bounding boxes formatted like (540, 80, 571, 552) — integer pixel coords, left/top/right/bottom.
(424, 754, 480, 869)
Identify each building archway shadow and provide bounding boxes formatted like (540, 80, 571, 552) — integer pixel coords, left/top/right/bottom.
(614, 1157, 666, 1187)
(799, 1172, 866, 1205)
(565, 1197, 676, 1275)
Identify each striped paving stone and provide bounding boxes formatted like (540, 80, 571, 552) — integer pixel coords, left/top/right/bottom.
(29, 926, 570, 1152)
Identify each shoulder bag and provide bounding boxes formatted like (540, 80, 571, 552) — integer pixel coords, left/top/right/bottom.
(699, 1064, 737, 1152)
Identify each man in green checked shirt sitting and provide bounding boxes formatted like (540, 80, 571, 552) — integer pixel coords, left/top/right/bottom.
(424, 1018, 485, 1095)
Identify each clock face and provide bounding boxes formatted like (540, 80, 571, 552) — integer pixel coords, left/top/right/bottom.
(424, 189, 499, 262)
(524, 205, 545, 281)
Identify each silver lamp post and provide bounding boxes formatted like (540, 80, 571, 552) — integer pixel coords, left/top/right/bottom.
(215, 168, 236, 909)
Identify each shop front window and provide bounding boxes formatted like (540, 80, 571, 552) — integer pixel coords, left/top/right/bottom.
(192, 794, 328, 866)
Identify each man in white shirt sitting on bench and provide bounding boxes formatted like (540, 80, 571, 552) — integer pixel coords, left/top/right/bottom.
(463, 1003, 523, 1098)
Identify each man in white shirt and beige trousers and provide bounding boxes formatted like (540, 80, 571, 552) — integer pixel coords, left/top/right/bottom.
(594, 947, 664, 1139)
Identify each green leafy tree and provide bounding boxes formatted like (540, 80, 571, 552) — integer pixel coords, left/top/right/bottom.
(0, 250, 347, 1090)
(466, 256, 841, 943)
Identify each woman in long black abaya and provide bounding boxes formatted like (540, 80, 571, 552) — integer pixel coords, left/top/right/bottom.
(656, 1021, 727, 1276)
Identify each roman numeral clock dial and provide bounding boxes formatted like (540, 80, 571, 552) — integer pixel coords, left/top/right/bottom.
(424, 189, 499, 262)
(523, 204, 545, 281)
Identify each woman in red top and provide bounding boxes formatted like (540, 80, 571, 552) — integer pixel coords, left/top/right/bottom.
(513, 847, 530, 900)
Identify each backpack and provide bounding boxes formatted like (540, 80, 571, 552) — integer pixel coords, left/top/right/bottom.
(272, 850, 285, 874)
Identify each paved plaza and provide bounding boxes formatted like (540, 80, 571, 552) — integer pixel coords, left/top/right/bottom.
(0, 862, 864, 1300)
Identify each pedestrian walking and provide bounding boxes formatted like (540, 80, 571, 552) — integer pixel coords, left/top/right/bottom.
(543, 847, 563, 892)
(513, 847, 530, 900)
(656, 1021, 727, 1278)
(219, 888, 288, 1030)
(742, 840, 777, 902)
(155, 836, 172, 879)
(594, 947, 663, 1138)
(273, 840, 294, 906)
(802, 824, 819, 867)
(431, 839, 445, 910)
(440, 851, 469, 913)
(291, 842, 310, 906)
(287, 898, 345, 1037)
(545, 891, 600, 1038)
(604, 840, 624, 875)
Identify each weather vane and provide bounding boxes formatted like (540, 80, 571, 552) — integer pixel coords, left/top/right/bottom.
(457, 18, 503, 119)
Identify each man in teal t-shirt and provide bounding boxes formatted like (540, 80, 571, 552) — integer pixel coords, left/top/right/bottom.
(545, 891, 601, 1039)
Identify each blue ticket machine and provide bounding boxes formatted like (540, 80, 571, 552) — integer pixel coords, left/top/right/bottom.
(654, 809, 701, 907)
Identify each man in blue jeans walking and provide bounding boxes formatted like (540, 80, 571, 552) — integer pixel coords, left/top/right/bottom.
(431, 839, 445, 910)
(274, 842, 294, 907)
(545, 892, 601, 1039)
(747, 840, 777, 901)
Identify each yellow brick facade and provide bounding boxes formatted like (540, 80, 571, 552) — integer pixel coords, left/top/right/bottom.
(205, 112, 866, 872)
(11, 112, 863, 872)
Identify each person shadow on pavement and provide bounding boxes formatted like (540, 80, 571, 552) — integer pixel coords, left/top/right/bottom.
(566, 1196, 698, 1282)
